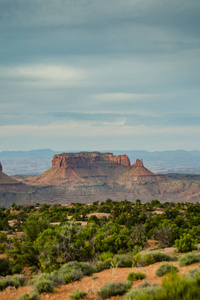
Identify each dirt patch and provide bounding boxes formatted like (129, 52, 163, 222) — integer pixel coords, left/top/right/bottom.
(1, 261, 199, 300)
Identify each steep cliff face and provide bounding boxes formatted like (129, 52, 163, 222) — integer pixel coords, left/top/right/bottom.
(52, 152, 130, 168)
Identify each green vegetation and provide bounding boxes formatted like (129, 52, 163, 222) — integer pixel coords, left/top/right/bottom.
(133, 252, 176, 267)
(0, 274, 26, 291)
(175, 234, 197, 252)
(179, 252, 200, 266)
(0, 200, 200, 298)
(17, 293, 40, 300)
(127, 271, 146, 282)
(155, 263, 178, 277)
(97, 281, 132, 299)
(123, 272, 200, 300)
(69, 289, 88, 299)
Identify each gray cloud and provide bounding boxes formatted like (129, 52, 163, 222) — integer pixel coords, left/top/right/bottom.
(0, 0, 200, 151)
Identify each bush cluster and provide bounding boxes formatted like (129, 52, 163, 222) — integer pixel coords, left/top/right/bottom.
(0, 274, 26, 291)
(127, 271, 146, 282)
(123, 272, 200, 300)
(134, 252, 176, 267)
(17, 293, 40, 300)
(97, 281, 132, 299)
(179, 252, 200, 266)
(155, 263, 178, 277)
(69, 289, 88, 300)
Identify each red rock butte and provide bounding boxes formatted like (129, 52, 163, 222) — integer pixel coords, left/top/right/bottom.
(24, 152, 165, 186)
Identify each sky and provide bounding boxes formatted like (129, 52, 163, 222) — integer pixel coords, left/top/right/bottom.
(0, 0, 200, 151)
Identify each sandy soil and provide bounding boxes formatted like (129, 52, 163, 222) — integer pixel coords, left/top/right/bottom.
(1, 261, 199, 300)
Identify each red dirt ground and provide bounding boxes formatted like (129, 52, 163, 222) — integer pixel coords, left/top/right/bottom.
(1, 261, 199, 300)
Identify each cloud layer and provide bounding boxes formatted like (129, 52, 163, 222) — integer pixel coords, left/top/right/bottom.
(0, 0, 200, 151)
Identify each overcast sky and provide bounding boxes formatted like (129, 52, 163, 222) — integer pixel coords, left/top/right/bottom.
(0, 0, 200, 151)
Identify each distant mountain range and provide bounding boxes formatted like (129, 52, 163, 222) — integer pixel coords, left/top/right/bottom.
(0, 149, 200, 175)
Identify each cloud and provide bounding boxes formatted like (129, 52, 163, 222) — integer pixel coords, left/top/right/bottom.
(0, 64, 88, 88)
(0, 122, 199, 139)
(93, 93, 153, 102)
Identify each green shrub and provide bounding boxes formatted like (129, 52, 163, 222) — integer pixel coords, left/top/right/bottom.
(156, 264, 178, 277)
(97, 281, 132, 299)
(127, 271, 146, 282)
(122, 285, 162, 300)
(35, 280, 54, 294)
(175, 234, 197, 252)
(94, 260, 111, 272)
(79, 262, 97, 276)
(99, 252, 114, 261)
(17, 293, 40, 300)
(69, 289, 87, 299)
(0, 258, 11, 276)
(134, 252, 176, 267)
(114, 254, 133, 268)
(184, 267, 200, 281)
(123, 273, 200, 300)
(162, 272, 200, 300)
(135, 253, 156, 267)
(179, 252, 200, 266)
(0, 274, 26, 291)
(64, 269, 84, 284)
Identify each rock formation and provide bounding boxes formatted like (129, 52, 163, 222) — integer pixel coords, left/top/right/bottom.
(23, 152, 165, 187)
(2, 153, 200, 206)
(52, 152, 130, 168)
(0, 163, 21, 185)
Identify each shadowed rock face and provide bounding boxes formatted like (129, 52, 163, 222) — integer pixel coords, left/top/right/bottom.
(0, 162, 2, 172)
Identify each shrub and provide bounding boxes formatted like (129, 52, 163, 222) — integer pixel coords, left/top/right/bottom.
(0, 274, 26, 291)
(0, 258, 11, 276)
(79, 262, 97, 276)
(175, 234, 197, 252)
(35, 280, 54, 294)
(69, 289, 87, 299)
(156, 264, 178, 277)
(114, 254, 133, 268)
(134, 252, 176, 267)
(162, 272, 200, 300)
(64, 269, 84, 284)
(122, 285, 162, 300)
(179, 252, 200, 266)
(97, 281, 132, 299)
(94, 260, 111, 272)
(127, 272, 146, 282)
(135, 253, 156, 267)
(184, 267, 200, 281)
(17, 293, 40, 300)
(99, 252, 114, 261)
